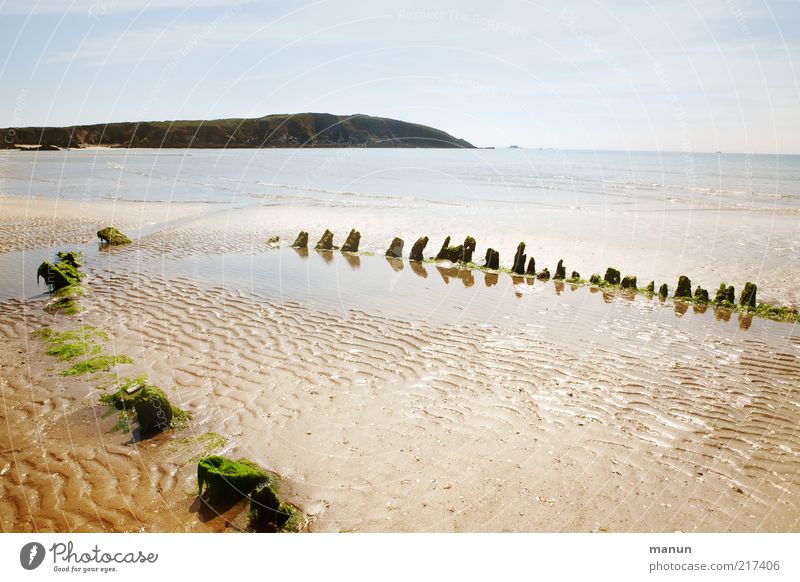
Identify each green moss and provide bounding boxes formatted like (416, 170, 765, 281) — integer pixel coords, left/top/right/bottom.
(174, 432, 228, 462)
(109, 410, 131, 433)
(753, 303, 800, 323)
(36, 326, 108, 360)
(97, 226, 132, 245)
(620, 275, 637, 290)
(60, 354, 133, 376)
(740, 282, 757, 309)
(197, 455, 271, 505)
(132, 385, 191, 434)
(315, 229, 334, 250)
(45, 297, 81, 315)
(56, 251, 82, 267)
(603, 268, 621, 285)
(249, 481, 305, 532)
(675, 275, 692, 299)
(291, 231, 308, 249)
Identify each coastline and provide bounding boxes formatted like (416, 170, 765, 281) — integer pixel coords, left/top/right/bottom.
(1, 195, 799, 532)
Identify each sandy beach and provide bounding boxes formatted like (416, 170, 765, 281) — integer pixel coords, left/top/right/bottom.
(1, 194, 798, 533)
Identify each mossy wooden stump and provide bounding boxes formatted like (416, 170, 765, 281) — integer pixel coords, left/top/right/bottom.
(603, 268, 620, 285)
(645, 281, 655, 294)
(385, 237, 404, 258)
(291, 231, 309, 248)
(409, 236, 428, 261)
(620, 275, 637, 290)
(537, 267, 550, 281)
(714, 283, 736, 306)
(589, 273, 601, 284)
(340, 229, 361, 252)
(511, 242, 526, 275)
(97, 226, 132, 245)
(435, 236, 464, 262)
(249, 482, 303, 532)
(554, 259, 566, 280)
(694, 286, 709, 303)
(461, 236, 476, 263)
(131, 385, 174, 435)
(658, 283, 669, 299)
(740, 282, 757, 309)
(675, 275, 692, 299)
(197, 455, 271, 505)
(315, 229, 335, 250)
(484, 248, 500, 270)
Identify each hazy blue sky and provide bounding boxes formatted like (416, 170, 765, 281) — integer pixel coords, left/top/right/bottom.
(1, 0, 797, 152)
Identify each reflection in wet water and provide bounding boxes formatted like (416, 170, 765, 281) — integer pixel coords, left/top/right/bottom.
(316, 249, 334, 264)
(436, 266, 474, 287)
(409, 261, 428, 279)
(554, 281, 564, 295)
(714, 307, 732, 322)
(484, 272, 499, 287)
(674, 302, 689, 317)
(386, 257, 404, 272)
(739, 312, 753, 330)
(292, 247, 309, 259)
(693, 303, 708, 315)
(343, 253, 361, 270)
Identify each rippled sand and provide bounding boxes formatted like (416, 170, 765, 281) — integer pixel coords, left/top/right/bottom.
(1, 202, 799, 532)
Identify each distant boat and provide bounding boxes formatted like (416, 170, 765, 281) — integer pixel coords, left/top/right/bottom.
(508, 145, 520, 149)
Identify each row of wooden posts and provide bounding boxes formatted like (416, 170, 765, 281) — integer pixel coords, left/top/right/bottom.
(289, 230, 758, 307)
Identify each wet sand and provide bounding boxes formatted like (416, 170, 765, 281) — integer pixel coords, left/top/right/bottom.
(1, 197, 799, 532)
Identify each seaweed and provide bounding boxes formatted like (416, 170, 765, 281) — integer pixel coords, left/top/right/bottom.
(60, 355, 133, 376)
(97, 226, 132, 245)
(197, 455, 271, 505)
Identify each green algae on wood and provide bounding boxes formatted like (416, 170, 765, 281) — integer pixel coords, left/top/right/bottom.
(291, 231, 309, 248)
(97, 226, 132, 245)
(589, 273, 601, 285)
(714, 283, 735, 305)
(658, 283, 669, 299)
(484, 248, 500, 270)
(409, 236, 429, 261)
(620, 275, 637, 290)
(740, 282, 757, 309)
(693, 286, 710, 303)
(131, 385, 190, 435)
(645, 281, 655, 294)
(554, 259, 566, 280)
(315, 229, 335, 250)
(340, 228, 361, 253)
(249, 481, 305, 532)
(511, 242, 526, 275)
(56, 251, 82, 268)
(435, 236, 464, 263)
(603, 268, 621, 286)
(197, 455, 270, 505)
(461, 236, 476, 263)
(675, 275, 692, 299)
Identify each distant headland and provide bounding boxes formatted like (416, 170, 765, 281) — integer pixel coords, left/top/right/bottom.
(0, 112, 474, 150)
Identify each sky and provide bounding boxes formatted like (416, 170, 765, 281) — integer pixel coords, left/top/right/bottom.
(0, 0, 798, 153)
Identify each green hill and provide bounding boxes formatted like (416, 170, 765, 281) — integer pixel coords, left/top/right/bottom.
(1, 113, 474, 150)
